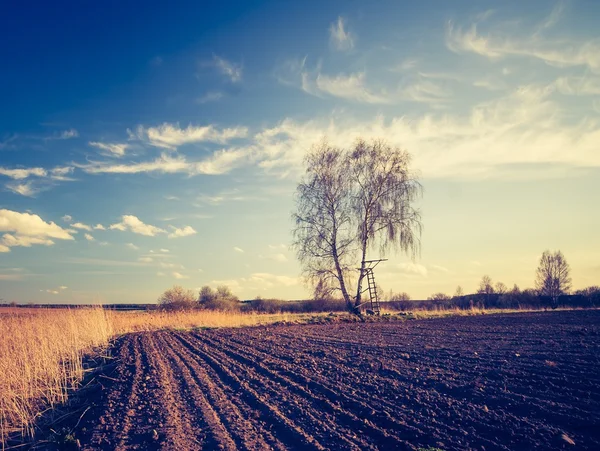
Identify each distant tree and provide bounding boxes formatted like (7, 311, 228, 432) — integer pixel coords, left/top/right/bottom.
(575, 286, 600, 307)
(158, 285, 197, 310)
(313, 277, 335, 301)
(453, 286, 464, 298)
(477, 275, 494, 295)
(535, 250, 571, 308)
(428, 292, 451, 301)
(293, 138, 422, 314)
(389, 291, 411, 302)
(495, 282, 507, 295)
(198, 285, 240, 310)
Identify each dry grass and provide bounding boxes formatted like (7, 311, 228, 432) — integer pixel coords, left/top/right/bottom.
(0, 308, 112, 446)
(107, 309, 316, 335)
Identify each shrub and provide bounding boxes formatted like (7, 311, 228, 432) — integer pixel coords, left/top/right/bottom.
(158, 285, 197, 310)
(198, 285, 240, 311)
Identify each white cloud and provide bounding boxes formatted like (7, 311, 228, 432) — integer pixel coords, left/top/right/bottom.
(84, 233, 95, 241)
(125, 243, 139, 250)
(59, 129, 78, 139)
(0, 167, 47, 180)
(315, 72, 389, 104)
(62, 215, 72, 223)
(0, 209, 75, 252)
(6, 182, 38, 197)
(446, 10, 600, 73)
(210, 272, 299, 293)
(49, 166, 75, 181)
(89, 141, 129, 157)
(45, 129, 78, 141)
(0, 209, 74, 239)
(329, 17, 354, 51)
(260, 253, 288, 263)
(81, 148, 253, 176)
(139, 256, 153, 263)
(429, 264, 450, 273)
(173, 271, 189, 279)
(59, 286, 68, 290)
(159, 248, 169, 253)
(197, 91, 224, 104)
(554, 75, 600, 95)
(168, 225, 197, 239)
(212, 55, 243, 82)
(397, 262, 428, 277)
(2, 234, 54, 248)
(72, 222, 92, 231)
(233, 246, 244, 253)
(93, 224, 105, 230)
(109, 215, 165, 236)
(129, 123, 248, 150)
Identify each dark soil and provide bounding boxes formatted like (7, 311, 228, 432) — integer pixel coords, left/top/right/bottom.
(28, 310, 600, 450)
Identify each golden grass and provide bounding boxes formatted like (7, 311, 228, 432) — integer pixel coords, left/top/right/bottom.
(107, 309, 318, 335)
(0, 308, 112, 446)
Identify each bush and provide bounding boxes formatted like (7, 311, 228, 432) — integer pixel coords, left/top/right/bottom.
(158, 285, 197, 311)
(198, 285, 240, 311)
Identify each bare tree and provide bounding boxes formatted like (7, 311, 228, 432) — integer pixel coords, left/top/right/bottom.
(293, 139, 422, 314)
(535, 250, 571, 307)
(477, 275, 494, 295)
(453, 285, 464, 298)
(495, 282, 507, 295)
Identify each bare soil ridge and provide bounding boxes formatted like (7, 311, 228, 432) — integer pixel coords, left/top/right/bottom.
(32, 311, 600, 450)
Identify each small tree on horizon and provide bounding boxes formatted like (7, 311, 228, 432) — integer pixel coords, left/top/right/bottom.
(158, 285, 197, 310)
(453, 286, 464, 298)
(292, 138, 423, 315)
(535, 250, 571, 308)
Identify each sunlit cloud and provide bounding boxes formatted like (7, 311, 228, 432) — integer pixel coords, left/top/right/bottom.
(0, 209, 75, 252)
(109, 215, 165, 236)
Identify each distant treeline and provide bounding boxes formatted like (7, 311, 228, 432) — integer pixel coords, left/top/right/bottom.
(3, 288, 599, 313)
(0, 303, 156, 311)
(383, 291, 600, 312)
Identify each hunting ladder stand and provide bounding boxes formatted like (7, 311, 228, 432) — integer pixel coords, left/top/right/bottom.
(359, 259, 387, 315)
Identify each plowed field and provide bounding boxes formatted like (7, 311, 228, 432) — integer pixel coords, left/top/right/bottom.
(42, 311, 600, 450)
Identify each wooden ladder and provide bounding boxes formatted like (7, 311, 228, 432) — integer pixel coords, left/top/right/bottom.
(364, 267, 380, 315)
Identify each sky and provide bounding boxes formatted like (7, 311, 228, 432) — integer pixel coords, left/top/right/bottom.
(1, 0, 599, 303)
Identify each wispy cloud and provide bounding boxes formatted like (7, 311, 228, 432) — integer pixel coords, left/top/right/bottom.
(173, 272, 189, 279)
(197, 91, 224, 104)
(84, 233, 95, 241)
(315, 72, 390, 104)
(446, 5, 600, 73)
(329, 17, 354, 51)
(212, 55, 243, 82)
(129, 123, 248, 150)
(45, 129, 78, 141)
(233, 246, 244, 253)
(89, 141, 130, 157)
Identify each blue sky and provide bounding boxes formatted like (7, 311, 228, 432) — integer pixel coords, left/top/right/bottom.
(1, 0, 599, 303)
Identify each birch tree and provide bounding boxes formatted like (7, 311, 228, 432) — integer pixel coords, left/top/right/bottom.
(293, 139, 422, 314)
